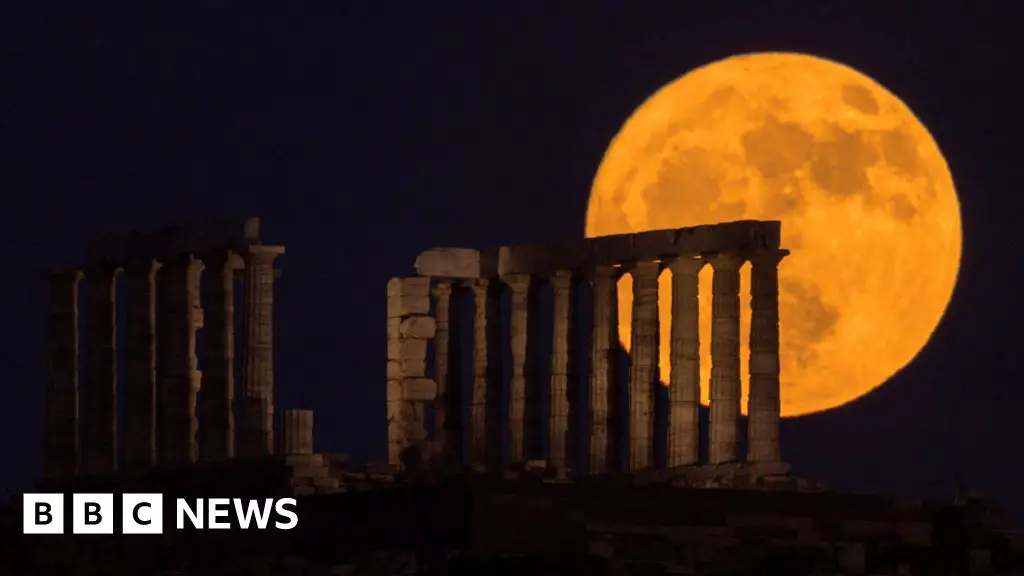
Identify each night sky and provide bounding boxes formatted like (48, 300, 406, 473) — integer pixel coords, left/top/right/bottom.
(3, 3, 1022, 522)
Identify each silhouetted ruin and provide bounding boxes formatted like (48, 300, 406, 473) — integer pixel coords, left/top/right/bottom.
(1, 217, 1022, 575)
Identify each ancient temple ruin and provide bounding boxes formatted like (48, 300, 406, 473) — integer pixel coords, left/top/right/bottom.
(42, 217, 294, 481)
(387, 219, 789, 479)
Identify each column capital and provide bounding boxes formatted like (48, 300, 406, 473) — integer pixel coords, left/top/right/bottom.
(586, 265, 621, 280)
(666, 256, 706, 276)
(502, 273, 532, 292)
(431, 280, 453, 298)
(550, 269, 573, 290)
(84, 260, 122, 277)
(624, 259, 660, 278)
(749, 249, 790, 267)
(47, 268, 83, 284)
(201, 250, 244, 269)
(122, 258, 162, 276)
(244, 244, 286, 264)
(704, 251, 746, 271)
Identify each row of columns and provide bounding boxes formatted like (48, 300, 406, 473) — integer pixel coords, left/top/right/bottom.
(43, 245, 284, 481)
(424, 249, 786, 473)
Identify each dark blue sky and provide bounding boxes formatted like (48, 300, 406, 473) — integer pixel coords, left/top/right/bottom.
(3, 2, 1022, 520)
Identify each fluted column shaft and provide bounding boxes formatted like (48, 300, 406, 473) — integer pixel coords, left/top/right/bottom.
(747, 249, 788, 463)
(708, 253, 744, 464)
(239, 245, 284, 458)
(122, 260, 160, 471)
(157, 255, 204, 467)
(44, 269, 82, 481)
(667, 257, 704, 467)
(431, 281, 462, 463)
(199, 251, 240, 460)
(82, 263, 120, 476)
(627, 261, 660, 471)
(468, 278, 502, 471)
(277, 409, 314, 455)
(589, 266, 619, 473)
(548, 271, 574, 469)
(505, 274, 534, 466)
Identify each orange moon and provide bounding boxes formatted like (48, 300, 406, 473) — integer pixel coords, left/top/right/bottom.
(585, 52, 961, 417)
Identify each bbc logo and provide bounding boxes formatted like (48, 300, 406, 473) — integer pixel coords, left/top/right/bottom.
(23, 493, 163, 535)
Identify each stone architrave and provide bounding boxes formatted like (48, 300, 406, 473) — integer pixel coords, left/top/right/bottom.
(708, 252, 745, 465)
(747, 249, 789, 463)
(122, 259, 160, 472)
(44, 269, 83, 481)
(667, 257, 705, 467)
(157, 254, 204, 467)
(627, 261, 660, 472)
(548, 270, 574, 470)
(430, 281, 462, 463)
(81, 262, 120, 476)
(386, 276, 435, 469)
(467, 278, 502, 471)
(238, 245, 284, 459)
(277, 409, 314, 455)
(588, 266, 619, 474)
(199, 251, 241, 461)
(504, 273, 534, 466)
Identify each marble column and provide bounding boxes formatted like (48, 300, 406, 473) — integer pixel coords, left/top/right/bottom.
(386, 276, 434, 467)
(467, 278, 502, 471)
(505, 273, 533, 466)
(199, 251, 240, 460)
(667, 257, 704, 467)
(548, 270, 573, 470)
(44, 269, 82, 481)
(747, 249, 788, 463)
(81, 262, 120, 476)
(708, 253, 744, 465)
(122, 259, 160, 471)
(627, 261, 660, 471)
(588, 266, 619, 473)
(277, 409, 314, 455)
(238, 245, 284, 458)
(157, 255, 204, 467)
(431, 281, 462, 463)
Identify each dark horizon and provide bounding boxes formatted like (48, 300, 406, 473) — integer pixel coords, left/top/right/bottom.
(2, 2, 1022, 524)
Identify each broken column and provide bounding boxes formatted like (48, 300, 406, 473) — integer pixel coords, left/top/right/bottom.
(708, 252, 744, 465)
(81, 262, 120, 476)
(44, 269, 82, 481)
(627, 261, 660, 472)
(431, 281, 461, 465)
(277, 409, 314, 455)
(386, 277, 437, 469)
(467, 278, 502, 471)
(667, 257, 704, 467)
(747, 249, 788, 463)
(199, 251, 240, 461)
(505, 273, 533, 466)
(238, 245, 284, 459)
(588, 266, 619, 473)
(157, 254, 204, 467)
(549, 270, 574, 470)
(122, 259, 160, 472)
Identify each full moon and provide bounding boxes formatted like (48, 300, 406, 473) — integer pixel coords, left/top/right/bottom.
(586, 52, 961, 417)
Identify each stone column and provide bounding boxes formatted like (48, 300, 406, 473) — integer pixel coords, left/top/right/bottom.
(467, 278, 502, 471)
(747, 249, 788, 463)
(708, 253, 744, 465)
(81, 262, 120, 476)
(430, 281, 462, 464)
(505, 273, 533, 466)
(627, 261, 660, 472)
(549, 270, 574, 470)
(238, 245, 284, 459)
(44, 269, 82, 481)
(386, 277, 437, 469)
(277, 409, 314, 455)
(667, 257, 704, 467)
(199, 251, 240, 461)
(157, 255, 204, 467)
(122, 259, 160, 472)
(589, 266, 619, 473)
